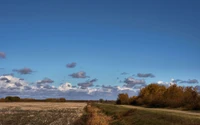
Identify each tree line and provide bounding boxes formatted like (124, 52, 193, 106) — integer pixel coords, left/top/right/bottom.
(0, 96, 66, 102)
(116, 84, 200, 110)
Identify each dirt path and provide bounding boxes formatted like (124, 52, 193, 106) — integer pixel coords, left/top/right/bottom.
(121, 105, 200, 118)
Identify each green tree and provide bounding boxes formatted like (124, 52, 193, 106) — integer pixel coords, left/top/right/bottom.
(99, 98, 104, 103)
(5, 96, 20, 102)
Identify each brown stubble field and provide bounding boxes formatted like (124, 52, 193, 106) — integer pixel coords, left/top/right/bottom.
(0, 102, 87, 125)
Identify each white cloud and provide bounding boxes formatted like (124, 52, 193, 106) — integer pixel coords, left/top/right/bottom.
(0, 75, 140, 100)
(157, 79, 176, 87)
(0, 75, 32, 91)
(58, 82, 72, 91)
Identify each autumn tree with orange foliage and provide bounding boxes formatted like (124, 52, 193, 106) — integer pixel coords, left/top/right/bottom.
(137, 84, 166, 107)
(117, 84, 200, 110)
(116, 93, 129, 104)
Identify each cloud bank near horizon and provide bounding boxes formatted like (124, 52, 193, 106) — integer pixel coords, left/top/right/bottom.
(0, 75, 139, 100)
(0, 75, 199, 100)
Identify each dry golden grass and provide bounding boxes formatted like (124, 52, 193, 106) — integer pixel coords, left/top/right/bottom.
(86, 104, 111, 125)
(0, 102, 86, 110)
(0, 102, 87, 125)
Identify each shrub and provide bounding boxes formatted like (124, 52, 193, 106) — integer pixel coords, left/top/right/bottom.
(5, 96, 20, 102)
(116, 93, 129, 105)
(99, 98, 104, 103)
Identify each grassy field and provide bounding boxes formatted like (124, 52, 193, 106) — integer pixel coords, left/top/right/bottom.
(92, 103, 200, 125)
(0, 102, 87, 125)
(1, 102, 200, 125)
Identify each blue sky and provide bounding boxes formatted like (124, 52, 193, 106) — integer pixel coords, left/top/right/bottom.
(0, 0, 200, 99)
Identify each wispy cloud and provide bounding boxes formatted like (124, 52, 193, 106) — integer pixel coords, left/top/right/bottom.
(13, 68, 33, 75)
(171, 79, 182, 83)
(77, 78, 98, 89)
(69, 71, 89, 78)
(36, 77, 55, 89)
(0, 52, 6, 59)
(180, 79, 199, 84)
(102, 85, 116, 89)
(172, 78, 199, 84)
(37, 78, 54, 84)
(66, 62, 77, 68)
(121, 72, 129, 75)
(124, 77, 146, 88)
(3, 73, 14, 76)
(137, 73, 155, 78)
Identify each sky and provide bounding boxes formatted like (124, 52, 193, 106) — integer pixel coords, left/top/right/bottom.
(0, 0, 200, 100)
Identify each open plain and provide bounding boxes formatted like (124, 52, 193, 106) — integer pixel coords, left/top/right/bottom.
(0, 102, 87, 125)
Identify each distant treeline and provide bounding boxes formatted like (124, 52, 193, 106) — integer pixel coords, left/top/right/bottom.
(0, 96, 115, 103)
(116, 84, 200, 110)
(0, 96, 67, 102)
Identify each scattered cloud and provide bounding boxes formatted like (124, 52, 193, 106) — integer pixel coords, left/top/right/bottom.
(0, 75, 140, 100)
(157, 81, 174, 87)
(77, 78, 97, 89)
(89, 78, 98, 83)
(102, 85, 116, 89)
(156, 78, 186, 87)
(124, 77, 146, 88)
(37, 78, 54, 84)
(41, 84, 56, 89)
(69, 71, 89, 78)
(58, 82, 72, 91)
(3, 73, 14, 76)
(0, 75, 32, 92)
(36, 78, 54, 89)
(171, 78, 199, 84)
(180, 79, 199, 84)
(137, 73, 155, 78)
(171, 79, 182, 83)
(121, 72, 129, 75)
(0, 74, 198, 100)
(13, 68, 33, 75)
(0, 52, 6, 59)
(66, 62, 76, 68)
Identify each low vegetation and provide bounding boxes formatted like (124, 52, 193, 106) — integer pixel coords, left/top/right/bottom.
(85, 104, 110, 125)
(93, 103, 200, 125)
(116, 84, 200, 110)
